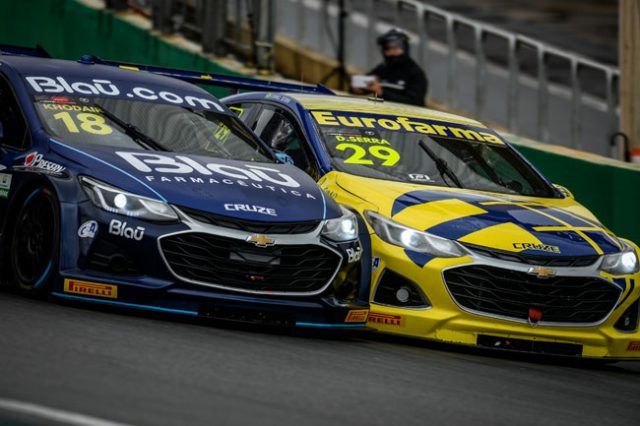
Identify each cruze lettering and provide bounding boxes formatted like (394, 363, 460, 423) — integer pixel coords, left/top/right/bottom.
(513, 243, 560, 253)
(224, 204, 277, 216)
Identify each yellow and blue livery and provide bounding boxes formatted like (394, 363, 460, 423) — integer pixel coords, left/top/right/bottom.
(222, 92, 640, 360)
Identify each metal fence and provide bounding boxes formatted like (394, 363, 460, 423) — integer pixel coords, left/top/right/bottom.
(118, 0, 275, 71)
(111, 0, 622, 159)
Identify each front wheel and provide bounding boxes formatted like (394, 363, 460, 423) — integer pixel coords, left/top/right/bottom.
(10, 187, 60, 295)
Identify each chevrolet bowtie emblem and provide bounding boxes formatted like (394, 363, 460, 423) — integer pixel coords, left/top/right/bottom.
(246, 234, 275, 247)
(527, 266, 556, 279)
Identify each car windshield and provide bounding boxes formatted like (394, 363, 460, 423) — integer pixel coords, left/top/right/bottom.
(310, 110, 556, 197)
(33, 95, 271, 162)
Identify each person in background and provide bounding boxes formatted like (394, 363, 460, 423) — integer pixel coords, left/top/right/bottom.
(352, 29, 428, 106)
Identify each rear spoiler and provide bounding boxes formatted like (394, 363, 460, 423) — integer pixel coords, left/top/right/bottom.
(80, 54, 335, 96)
(0, 44, 52, 58)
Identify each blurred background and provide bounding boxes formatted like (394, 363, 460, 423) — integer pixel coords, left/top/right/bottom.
(0, 0, 621, 157)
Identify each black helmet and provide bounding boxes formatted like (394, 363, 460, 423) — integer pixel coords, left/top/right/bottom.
(376, 29, 410, 53)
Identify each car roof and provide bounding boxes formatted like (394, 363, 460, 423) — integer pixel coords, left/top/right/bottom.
(0, 55, 212, 96)
(283, 93, 486, 127)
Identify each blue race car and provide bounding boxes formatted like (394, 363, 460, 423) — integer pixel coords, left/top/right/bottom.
(0, 47, 370, 328)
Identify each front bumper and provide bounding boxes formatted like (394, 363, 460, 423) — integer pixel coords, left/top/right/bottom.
(368, 237, 640, 360)
(52, 278, 369, 328)
(51, 202, 369, 328)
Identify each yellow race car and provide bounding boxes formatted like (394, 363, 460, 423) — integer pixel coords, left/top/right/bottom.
(223, 92, 640, 360)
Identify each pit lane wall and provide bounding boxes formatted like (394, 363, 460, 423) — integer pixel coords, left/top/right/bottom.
(0, 0, 245, 98)
(508, 135, 640, 245)
(2, 1, 639, 246)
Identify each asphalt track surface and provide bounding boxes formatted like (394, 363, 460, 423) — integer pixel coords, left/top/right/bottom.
(1, 290, 639, 426)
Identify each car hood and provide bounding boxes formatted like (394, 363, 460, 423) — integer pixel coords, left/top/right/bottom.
(52, 143, 339, 222)
(336, 173, 622, 257)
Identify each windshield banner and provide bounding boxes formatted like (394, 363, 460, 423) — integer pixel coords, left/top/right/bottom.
(24, 75, 224, 112)
(310, 110, 506, 145)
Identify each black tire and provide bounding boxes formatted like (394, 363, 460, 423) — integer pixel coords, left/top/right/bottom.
(10, 187, 60, 295)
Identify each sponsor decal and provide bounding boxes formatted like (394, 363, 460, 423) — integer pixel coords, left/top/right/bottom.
(368, 312, 404, 327)
(627, 341, 640, 352)
(311, 110, 505, 144)
(372, 257, 381, 272)
(513, 242, 560, 253)
(346, 246, 362, 263)
(246, 234, 275, 248)
(408, 173, 432, 182)
(41, 103, 103, 112)
(25, 76, 223, 112)
(64, 279, 118, 299)
(224, 203, 277, 217)
(116, 152, 317, 199)
(334, 135, 391, 145)
(0, 173, 11, 199)
(24, 152, 66, 174)
(247, 274, 266, 281)
(109, 219, 145, 241)
(345, 310, 369, 323)
(528, 307, 543, 327)
(527, 266, 557, 279)
(78, 220, 98, 238)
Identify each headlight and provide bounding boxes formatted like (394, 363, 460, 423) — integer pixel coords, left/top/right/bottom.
(600, 242, 639, 275)
(364, 210, 466, 258)
(322, 206, 358, 242)
(80, 176, 178, 222)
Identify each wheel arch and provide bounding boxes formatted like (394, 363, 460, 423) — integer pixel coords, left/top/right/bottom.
(0, 174, 62, 283)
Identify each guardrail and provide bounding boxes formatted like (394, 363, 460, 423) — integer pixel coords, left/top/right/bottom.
(112, 0, 622, 159)
(378, 0, 620, 155)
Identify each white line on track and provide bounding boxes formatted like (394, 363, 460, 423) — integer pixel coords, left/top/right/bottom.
(0, 398, 136, 426)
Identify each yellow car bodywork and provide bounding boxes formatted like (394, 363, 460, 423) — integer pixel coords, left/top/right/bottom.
(320, 171, 640, 360)
(300, 96, 640, 360)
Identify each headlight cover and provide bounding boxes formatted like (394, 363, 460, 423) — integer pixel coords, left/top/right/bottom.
(365, 210, 466, 258)
(80, 176, 178, 222)
(600, 242, 639, 275)
(322, 206, 358, 242)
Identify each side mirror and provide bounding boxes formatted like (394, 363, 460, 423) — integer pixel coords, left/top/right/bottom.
(274, 150, 294, 165)
(0, 121, 4, 139)
(553, 183, 574, 199)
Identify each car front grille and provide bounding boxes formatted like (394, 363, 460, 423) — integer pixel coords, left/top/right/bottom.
(463, 243, 599, 267)
(443, 265, 621, 324)
(179, 206, 320, 234)
(160, 233, 341, 294)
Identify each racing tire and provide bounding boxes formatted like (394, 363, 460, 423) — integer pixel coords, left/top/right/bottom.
(9, 187, 60, 295)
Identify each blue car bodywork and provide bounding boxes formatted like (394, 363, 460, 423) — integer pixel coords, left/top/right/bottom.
(0, 48, 369, 328)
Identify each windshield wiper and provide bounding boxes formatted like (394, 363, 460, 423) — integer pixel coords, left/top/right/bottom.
(418, 140, 462, 188)
(466, 145, 508, 188)
(94, 102, 168, 151)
